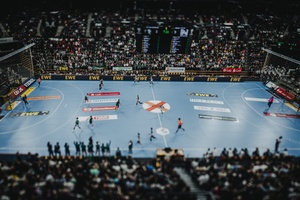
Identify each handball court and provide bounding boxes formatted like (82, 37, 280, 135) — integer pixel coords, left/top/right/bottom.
(0, 80, 300, 158)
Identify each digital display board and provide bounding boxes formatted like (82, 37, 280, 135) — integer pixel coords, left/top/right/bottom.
(135, 26, 193, 54)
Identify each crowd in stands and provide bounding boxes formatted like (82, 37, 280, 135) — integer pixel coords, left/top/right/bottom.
(0, 66, 21, 96)
(0, 2, 300, 199)
(32, 134, 299, 200)
(0, 144, 299, 200)
(0, 151, 196, 200)
(0, 2, 299, 76)
(0, 2, 299, 93)
(188, 148, 300, 200)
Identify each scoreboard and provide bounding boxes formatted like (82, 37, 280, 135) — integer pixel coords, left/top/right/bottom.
(135, 26, 193, 54)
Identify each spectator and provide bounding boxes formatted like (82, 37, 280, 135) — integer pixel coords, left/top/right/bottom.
(128, 140, 133, 154)
(115, 147, 122, 158)
(54, 142, 61, 157)
(64, 142, 70, 157)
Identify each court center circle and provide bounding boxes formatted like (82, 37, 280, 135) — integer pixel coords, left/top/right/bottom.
(156, 127, 170, 136)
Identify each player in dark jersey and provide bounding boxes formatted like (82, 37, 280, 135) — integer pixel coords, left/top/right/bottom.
(85, 94, 89, 103)
(89, 116, 93, 127)
(149, 127, 156, 141)
(22, 94, 29, 105)
(115, 99, 121, 111)
(136, 95, 143, 105)
(137, 132, 142, 145)
(99, 79, 104, 90)
(73, 117, 81, 130)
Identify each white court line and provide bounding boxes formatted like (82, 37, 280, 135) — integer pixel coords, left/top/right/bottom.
(0, 82, 87, 153)
(0, 111, 11, 122)
(240, 84, 300, 147)
(244, 97, 280, 103)
(150, 84, 168, 147)
(0, 87, 65, 135)
(0, 101, 21, 121)
(194, 105, 231, 113)
(8, 82, 85, 147)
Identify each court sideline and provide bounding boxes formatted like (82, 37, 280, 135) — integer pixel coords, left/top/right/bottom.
(0, 80, 299, 158)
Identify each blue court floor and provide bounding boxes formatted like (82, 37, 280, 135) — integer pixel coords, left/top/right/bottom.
(0, 80, 300, 158)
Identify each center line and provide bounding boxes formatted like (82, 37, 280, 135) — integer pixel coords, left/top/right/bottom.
(150, 84, 168, 147)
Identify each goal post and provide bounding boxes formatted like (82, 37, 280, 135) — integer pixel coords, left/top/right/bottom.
(0, 43, 35, 107)
(261, 48, 300, 106)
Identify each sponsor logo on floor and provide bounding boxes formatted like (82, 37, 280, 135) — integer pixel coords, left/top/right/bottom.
(190, 98, 224, 104)
(187, 92, 218, 97)
(143, 100, 170, 113)
(82, 106, 116, 112)
(263, 112, 300, 118)
(87, 99, 118, 104)
(27, 96, 60, 100)
(244, 97, 279, 103)
(88, 92, 120, 96)
(194, 105, 230, 113)
(78, 115, 118, 121)
(10, 111, 50, 117)
(198, 114, 238, 121)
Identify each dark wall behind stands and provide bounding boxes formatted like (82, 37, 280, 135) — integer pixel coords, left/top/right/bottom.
(0, 0, 299, 13)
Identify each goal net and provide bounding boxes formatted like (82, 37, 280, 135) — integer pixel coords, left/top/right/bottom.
(0, 42, 35, 106)
(261, 48, 300, 106)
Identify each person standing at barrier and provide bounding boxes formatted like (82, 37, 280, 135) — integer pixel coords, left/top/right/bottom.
(95, 141, 101, 156)
(267, 96, 274, 108)
(275, 136, 283, 153)
(176, 118, 185, 133)
(88, 141, 94, 157)
(106, 141, 111, 156)
(81, 142, 87, 157)
(101, 143, 106, 157)
(74, 141, 81, 156)
(128, 140, 133, 154)
(64, 142, 70, 157)
(54, 142, 61, 157)
(115, 147, 122, 158)
(47, 142, 54, 157)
